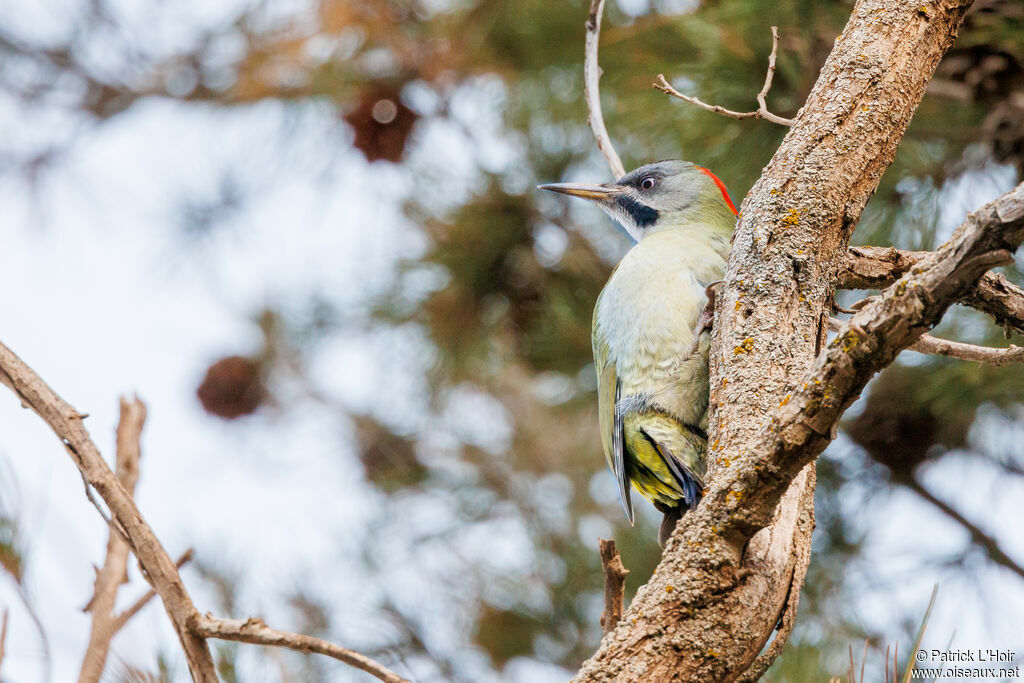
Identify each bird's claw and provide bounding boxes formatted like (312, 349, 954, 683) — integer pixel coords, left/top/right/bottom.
(685, 281, 723, 359)
(696, 280, 723, 336)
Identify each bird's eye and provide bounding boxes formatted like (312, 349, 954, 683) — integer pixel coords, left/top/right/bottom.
(640, 176, 656, 191)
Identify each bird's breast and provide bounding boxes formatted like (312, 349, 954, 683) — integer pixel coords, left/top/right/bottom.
(595, 230, 725, 397)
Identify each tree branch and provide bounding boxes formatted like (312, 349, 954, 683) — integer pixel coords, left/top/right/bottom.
(904, 477, 1024, 580)
(110, 549, 194, 635)
(719, 181, 1024, 537)
(584, 0, 626, 179)
(908, 334, 1024, 364)
(0, 608, 8, 674)
(654, 26, 795, 127)
(191, 615, 412, 683)
(598, 539, 628, 635)
(0, 342, 219, 681)
(841, 246, 1024, 337)
(79, 396, 147, 683)
(0, 341, 412, 683)
(827, 317, 1024, 364)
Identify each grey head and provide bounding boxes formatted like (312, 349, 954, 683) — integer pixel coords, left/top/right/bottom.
(538, 160, 737, 242)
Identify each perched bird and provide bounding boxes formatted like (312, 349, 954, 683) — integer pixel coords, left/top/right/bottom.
(539, 161, 737, 545)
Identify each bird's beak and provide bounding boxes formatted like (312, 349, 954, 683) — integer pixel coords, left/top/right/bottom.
(537, 182, 622, 202)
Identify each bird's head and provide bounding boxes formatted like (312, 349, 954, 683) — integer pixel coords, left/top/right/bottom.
(538, 160, 737, 243)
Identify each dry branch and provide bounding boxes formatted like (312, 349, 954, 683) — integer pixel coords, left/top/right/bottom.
(654, 26, 795, 126)
(79, 396, 148, 683)
(191, 615, 412, 683)
(0, 343, 410, 683)
(841, 246, 1024, 337)
(827, 317, 1024, 364)
(597, 539, 628, 635)
(0, 342, 219, 681)
(905, 477, 1024, 579)
(584, 0, 626, 179)
(0, 608, 8, 673)
(111, 549, 194, 634)
(908, 335, 1024, 364)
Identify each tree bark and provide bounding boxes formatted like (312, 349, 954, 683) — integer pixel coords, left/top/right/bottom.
(573, 0, 974, 680)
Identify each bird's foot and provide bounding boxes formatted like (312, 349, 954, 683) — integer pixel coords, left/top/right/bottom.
(685, 280, 724, 358)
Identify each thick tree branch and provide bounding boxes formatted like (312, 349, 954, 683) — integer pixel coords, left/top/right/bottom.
(191, 615, 412, 683)
(0, 342, 219, 681)
(841, 246, 1024, 336)
(79, 396, 147, 683)
(654, 27, 795, 126)
(716, 182, 1023, 538)
(584, 0, 625, 179)
(840, 246, 932, 289)
(598, 539, 628, 635)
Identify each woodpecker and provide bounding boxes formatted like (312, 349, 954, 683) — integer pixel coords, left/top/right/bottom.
(539, 160, 737, 546)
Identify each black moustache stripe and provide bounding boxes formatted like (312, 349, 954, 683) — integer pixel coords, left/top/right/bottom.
(616, 195, 659, 228)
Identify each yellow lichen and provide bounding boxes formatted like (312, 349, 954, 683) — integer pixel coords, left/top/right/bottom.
(665, 585, 675, 593)
(780, 394, 791, 407)
(781, 209, 800, 228)
(733, 338, 755, 355)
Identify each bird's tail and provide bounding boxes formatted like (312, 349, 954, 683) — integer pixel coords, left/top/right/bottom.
(654, 501, 685, 548)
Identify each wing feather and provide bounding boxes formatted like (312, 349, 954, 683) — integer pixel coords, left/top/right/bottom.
(593, 309, 633, 525)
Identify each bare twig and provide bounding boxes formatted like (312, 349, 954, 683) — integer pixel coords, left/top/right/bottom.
(597, 539, 629, 635)
(79, 471, 132, 549)
(654, 27, 795, 127)
(827, 319, 1024, 364)
(904, 478, 1024, 580)
(191, 614, 412, 683)
(79, 397, 147, 683)
(908, 335, 1024, 365)
(0, 608, 8, 673)
(111, 549, 194, 634)
(0, 342, 219, 681)
(584, 0, 626, 179)
(0, 342, 412, 683)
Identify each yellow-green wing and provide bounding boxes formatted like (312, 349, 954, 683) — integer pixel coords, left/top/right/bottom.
(593, 306, 634, 525)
